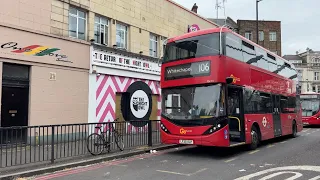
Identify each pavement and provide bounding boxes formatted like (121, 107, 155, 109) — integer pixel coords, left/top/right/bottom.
(18, 126, 320, 180)
(1, 131, 160, 170)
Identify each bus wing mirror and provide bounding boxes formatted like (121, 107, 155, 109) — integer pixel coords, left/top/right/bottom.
(226, 77, 234, 84)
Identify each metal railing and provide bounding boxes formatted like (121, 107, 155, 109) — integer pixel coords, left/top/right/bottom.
(0, 120, 161, 169)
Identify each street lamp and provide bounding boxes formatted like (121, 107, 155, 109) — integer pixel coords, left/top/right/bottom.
(256, 0, 263, 44)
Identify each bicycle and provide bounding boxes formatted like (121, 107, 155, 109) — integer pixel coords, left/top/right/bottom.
(87, 118, 125, 155)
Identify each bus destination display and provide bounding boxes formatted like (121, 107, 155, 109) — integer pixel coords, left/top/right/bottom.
(165, 61, 211, 80)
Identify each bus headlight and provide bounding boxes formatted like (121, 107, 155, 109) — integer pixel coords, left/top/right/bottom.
(160, 123, 171, 134)
(203, 122, 227, 135)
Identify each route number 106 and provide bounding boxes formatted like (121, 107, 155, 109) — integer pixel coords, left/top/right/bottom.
(199, 63, 210, 72)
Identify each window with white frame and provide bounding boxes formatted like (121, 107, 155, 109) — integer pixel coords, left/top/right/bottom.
(69, 7, 86, 40)
(259, 31, 264, 41)
(269, 31, 277, 41)
(150, 33, 158, 57)
(94, 16, 109, 45)
(116, 23, 128, 49)
(245, 31, 252, 40)
(314, 72, 320, 81)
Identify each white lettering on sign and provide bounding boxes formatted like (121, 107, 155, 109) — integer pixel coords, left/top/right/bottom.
(92, 50, 160, 75)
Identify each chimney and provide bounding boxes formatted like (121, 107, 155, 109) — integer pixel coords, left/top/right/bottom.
(191, 3, 198, 13)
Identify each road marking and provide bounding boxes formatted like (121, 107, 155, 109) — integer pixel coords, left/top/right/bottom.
(249, 150, 259, 154)
(259, 171, 302, 180)
(317, 129, 320, 132)
(267, 144, 275, 148)
(225, 158, 237, 163)
(156, 168, 207, 177)
(307, 133, 311, 135)
(280, 141, 287, 144)
(309, 175, 320, 180)
(234, 165, 320, 180)
(113, 164, 128, 167)
(156, 170, 189, 176)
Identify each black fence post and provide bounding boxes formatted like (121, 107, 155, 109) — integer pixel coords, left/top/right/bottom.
(51, 126, 55, 164)
(148, 121, 152, 147)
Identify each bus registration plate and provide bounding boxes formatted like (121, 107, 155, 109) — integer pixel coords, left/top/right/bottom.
(179, 140, 194, 144)
(303, 122, 309, 125)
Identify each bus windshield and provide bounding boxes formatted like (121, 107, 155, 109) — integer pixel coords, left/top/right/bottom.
(301, 99, 320, 116)
(163, 33, 220, 63)
(161, 84, 225, 120)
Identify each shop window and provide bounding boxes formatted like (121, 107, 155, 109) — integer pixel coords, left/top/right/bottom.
(69, 7, 87, 40)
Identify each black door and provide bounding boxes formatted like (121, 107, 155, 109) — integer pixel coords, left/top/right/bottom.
(272, 95, 282, 137)
(1, 87, 29, 127)
(1, 63, 30, 144)
(227, 86, 245, 142)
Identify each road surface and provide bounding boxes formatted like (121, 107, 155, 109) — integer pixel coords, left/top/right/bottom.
(26, 127, 320, 180)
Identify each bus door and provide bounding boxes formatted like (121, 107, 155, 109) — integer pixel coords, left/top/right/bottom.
(227, 86, 245, 142)
(272, 95, 282, 137)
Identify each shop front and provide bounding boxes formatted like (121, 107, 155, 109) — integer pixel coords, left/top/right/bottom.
(0, 25, 90, 131)
(88, 45, 161, 133)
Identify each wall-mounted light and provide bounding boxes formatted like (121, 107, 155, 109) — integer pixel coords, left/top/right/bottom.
(139, 51, 143, 55)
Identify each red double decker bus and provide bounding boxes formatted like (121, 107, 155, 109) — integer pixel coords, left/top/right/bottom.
(301, 92, 320, 125)
(160, 27, 303, 149)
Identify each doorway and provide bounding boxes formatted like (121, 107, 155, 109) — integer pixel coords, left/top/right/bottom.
(1, 63, 30, 144)
(227, 86, 245, 142)
(272, 95, 282, 137)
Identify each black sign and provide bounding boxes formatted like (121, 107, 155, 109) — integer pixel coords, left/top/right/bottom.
(121, 81, 152, 127)
(300, 94, 319, 99)
(165, 61, 211, 80)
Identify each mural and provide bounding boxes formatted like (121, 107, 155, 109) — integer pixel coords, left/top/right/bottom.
(95, 74, 161, 132)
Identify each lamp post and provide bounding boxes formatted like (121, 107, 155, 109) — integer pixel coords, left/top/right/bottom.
(256, 0, 263, 44)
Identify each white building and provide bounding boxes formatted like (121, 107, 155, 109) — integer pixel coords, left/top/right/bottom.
(283, 50, 320, 93)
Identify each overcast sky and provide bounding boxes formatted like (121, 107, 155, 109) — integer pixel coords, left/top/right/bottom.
(172, 0, 320, 56)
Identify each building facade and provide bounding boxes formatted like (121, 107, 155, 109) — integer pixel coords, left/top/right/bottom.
(44, 0, 217, 126)
(237, 20, 282, 56)
(0, 1, 90, 129)
(284, 50, 320, 93)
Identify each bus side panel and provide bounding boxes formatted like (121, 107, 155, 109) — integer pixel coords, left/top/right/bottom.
(245, 114, 274, 142)
(280, 113, 297, 135)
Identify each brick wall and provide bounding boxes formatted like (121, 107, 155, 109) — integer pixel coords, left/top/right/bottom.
(238, 20, 282, 56)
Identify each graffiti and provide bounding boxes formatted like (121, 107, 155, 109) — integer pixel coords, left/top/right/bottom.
(0, 42, 70, 62)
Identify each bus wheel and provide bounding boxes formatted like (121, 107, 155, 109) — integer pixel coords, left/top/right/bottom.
(249, 126, 260, 150)
(291, 121, 298, 138)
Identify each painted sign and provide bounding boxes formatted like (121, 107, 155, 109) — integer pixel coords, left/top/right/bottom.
(92, 50, 160, 75)
(121, 81, 153, 127)
(188, 24, 200, 32)
(0, 42, 69, 62)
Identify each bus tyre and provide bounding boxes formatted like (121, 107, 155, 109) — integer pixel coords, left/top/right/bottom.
(291, 121, 298, 138)
(249, 126, 259, 150)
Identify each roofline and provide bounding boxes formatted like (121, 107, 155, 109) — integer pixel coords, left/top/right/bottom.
(166, 0, 219, 27)
(167, 27, 293, 67)
(237, 19, 281, 23)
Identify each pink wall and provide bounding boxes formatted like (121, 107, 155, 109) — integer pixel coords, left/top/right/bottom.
(95, 74, 161, 124)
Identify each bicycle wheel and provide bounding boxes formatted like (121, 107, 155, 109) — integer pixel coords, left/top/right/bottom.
(114, 132, 125, 151)
(87, 133, 104, 155)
